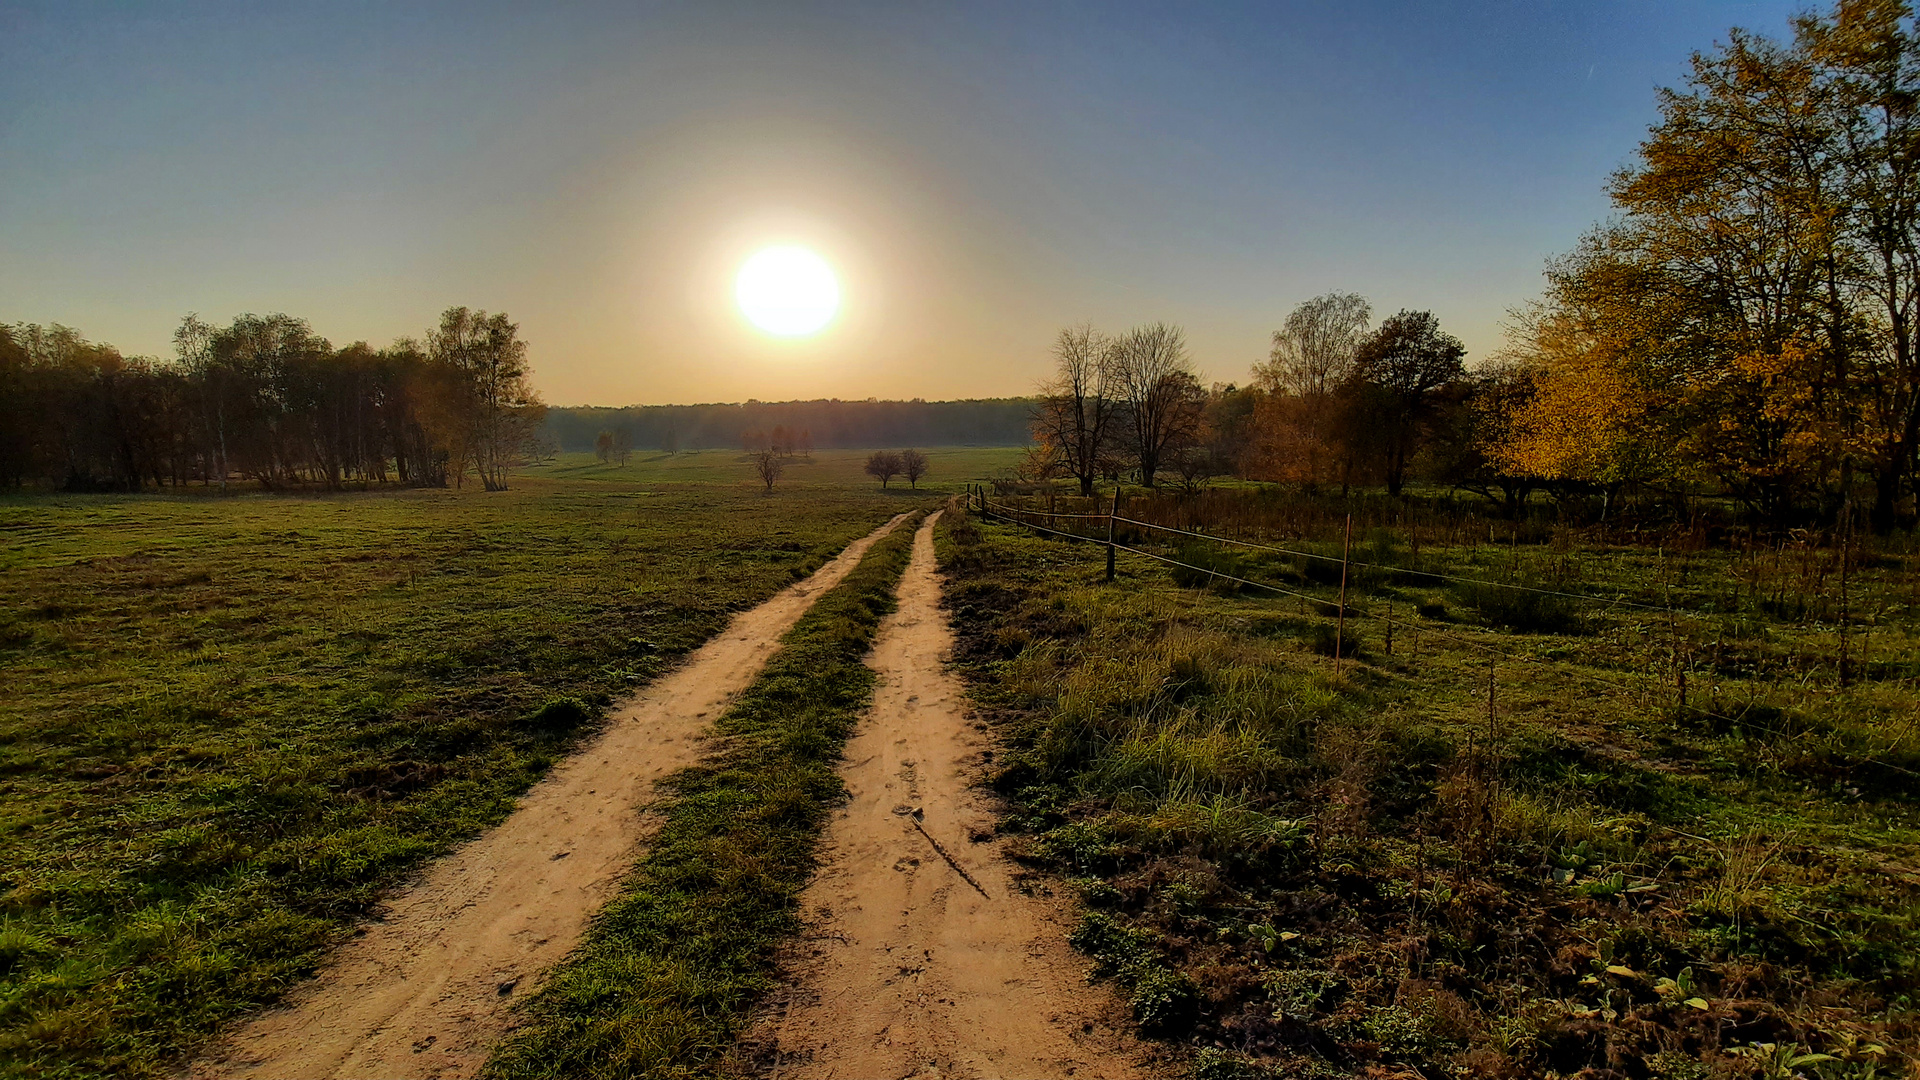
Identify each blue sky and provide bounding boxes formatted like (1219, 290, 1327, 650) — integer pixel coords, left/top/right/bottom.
(1, 1, 1803, 404)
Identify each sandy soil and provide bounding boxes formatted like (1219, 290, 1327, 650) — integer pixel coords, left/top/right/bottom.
(185, 513, 911, 1080)
(744, 511, 1158, 1080)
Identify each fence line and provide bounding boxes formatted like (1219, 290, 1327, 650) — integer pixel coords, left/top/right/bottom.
(967, 485, 1920, 780)
(977, 491, 1695, 618)
(1112, 515, 1685, 617)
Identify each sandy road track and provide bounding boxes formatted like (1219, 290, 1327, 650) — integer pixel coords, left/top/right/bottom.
(186, 513, 910, 1080)
(747, 512, 1156, 1080)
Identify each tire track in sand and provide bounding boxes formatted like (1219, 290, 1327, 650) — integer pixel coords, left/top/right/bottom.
(747, 511, 1158, 1079)
(187, 513, 911, 1080)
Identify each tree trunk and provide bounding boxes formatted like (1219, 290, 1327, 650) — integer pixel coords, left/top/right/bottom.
(1871, 462, 1903, 533)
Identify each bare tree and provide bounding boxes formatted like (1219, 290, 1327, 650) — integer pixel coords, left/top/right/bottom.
(901, 448, 929, 489)
(865, 450, 903, 488)
(1111, 322, 1205, 486)
(1251, 293, 1371, 490)
(1032, 324, 1122, 496)
(1171, 445, 1221, 492)
(1256, 293, 1372, 398)
(752, 447, 783, 491)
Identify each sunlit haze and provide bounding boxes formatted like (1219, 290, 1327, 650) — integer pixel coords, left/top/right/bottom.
(736, 246, 841, 338)
(3, 1, 1805, 404)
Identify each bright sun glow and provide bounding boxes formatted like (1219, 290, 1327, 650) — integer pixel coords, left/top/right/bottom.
(735, 245, 840, 337)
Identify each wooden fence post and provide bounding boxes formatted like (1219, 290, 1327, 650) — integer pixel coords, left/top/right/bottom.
(1336, 513, 1352, 675)
(1386, 594, 1394, 656)
(1839, 508, 1852, 688)
(1487, 656, 1497, 738)
(1105, 488, 1119, 582)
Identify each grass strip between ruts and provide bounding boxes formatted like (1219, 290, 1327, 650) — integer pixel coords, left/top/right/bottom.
(481, 511, 925, 1080)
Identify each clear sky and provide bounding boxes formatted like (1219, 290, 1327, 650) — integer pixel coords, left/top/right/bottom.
(2, 1, 1803, 405)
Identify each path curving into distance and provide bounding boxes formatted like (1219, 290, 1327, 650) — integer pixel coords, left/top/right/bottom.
(748, 511, 1158, 1079)
(187, 513, 912, 1080)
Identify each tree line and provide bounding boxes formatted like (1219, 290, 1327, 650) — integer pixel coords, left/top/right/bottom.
(1030, 309, 1469, 500)
(0, 309, 545, 493)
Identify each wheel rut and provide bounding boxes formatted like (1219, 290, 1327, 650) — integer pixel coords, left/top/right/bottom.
(747, 511, 1158, 1079)
(186, 513, 912, 1080)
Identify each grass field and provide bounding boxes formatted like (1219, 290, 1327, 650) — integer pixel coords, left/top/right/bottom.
(529, 446, 1024, 490)
(0, 471, 942, 1079)
(940, 501, 1920, 1077)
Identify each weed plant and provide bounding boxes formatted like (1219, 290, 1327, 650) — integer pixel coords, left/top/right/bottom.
(0, 478, 907, 1079)
(481, 513, 922, 1080)
(939, 509, 1920, 1078)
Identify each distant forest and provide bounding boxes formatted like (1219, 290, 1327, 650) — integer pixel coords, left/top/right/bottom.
(544, 399, 1035, 453)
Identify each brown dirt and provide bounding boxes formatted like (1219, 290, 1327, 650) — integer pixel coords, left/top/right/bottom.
(743, 512, 1161, 1080)
(185, 513, 912, 1080)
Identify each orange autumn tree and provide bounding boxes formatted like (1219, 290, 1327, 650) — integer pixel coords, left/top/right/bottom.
(1499, 0, 1920, 526)
(1489, 299, 1663, 500)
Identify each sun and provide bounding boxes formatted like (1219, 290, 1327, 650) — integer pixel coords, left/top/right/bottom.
(735, 245, 840, 337)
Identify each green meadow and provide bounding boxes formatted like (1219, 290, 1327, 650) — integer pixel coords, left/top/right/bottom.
(940, 501, 1920, 1076)
(0, 458, 1003, 1078)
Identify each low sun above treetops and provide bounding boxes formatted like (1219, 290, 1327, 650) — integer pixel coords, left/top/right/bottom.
(735, 245, 840, 338)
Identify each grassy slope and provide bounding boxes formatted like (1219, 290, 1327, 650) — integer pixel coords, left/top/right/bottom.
(482, 512, 925, 1080)
(0, 476, 903, 1079)
(938, 507, 1920, 1078)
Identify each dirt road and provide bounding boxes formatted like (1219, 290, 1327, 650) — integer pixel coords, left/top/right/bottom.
(187, 513, 910, 1080)
(747, 511, 1156, 1079)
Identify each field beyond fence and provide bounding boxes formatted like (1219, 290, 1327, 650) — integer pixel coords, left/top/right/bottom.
(941, 487, 1920, 1075)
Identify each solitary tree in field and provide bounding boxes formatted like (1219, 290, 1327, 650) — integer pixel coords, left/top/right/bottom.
(865, 450, 903, 488)
(752, 447, 783, 492)
(901, 448, 929, 489)
(595, 430, 615, 463)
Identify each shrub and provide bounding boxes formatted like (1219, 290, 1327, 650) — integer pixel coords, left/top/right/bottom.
(1193, 1047, 1264, 1080)
(522, 696, 591, 733)
(1068, 911, 1199, 1030)
(1304, 622, 1362, 658)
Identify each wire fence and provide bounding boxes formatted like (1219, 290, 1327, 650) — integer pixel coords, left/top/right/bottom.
(965, 485, 1920, 780)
